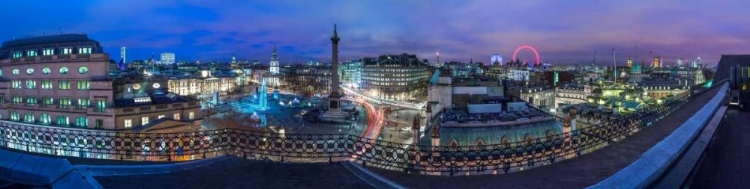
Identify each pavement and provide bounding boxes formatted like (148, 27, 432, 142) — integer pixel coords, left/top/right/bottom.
(94, 157, 373, 189)
(689, 108, 750, 188)
(366, 85, 722, 189)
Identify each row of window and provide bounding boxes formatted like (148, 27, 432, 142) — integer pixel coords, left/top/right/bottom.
(11, 47, 92, 58)
(0, 66, 88, 77)
(123, 112, 195, 128)
(11, 80, 89, 90)
(2, 96, 105, 108)
(3, 112, 94, 128)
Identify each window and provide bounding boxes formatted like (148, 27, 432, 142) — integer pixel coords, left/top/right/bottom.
(158, 115, 165, 119)
(56, 116, 69, 126)
(43, 97, 54, 105)
(78, 98, 89, 107)
(78, 66, 88, 74)
(25, 80, 36, 89)
(76, 117, 88, 127)
(59, 66, 69, 74)
(173, 113, 180, 120)
(26, 97, 37, 105)
(41, 80, 53, 89)
(61, 47, 72, 55)
(12, 69, 19, 75)
(0, 96, 4, 104)
(189, 112, 194, 120)
(11, 80, 21, 89)
(26, 68, 33, 75)
(24, 113, 34, 123)
(11, 96, 22, 105)
(40, 114, 51, 125)
(9, 111, 19, 121)
(12, 51, 23, 58)
(142, 117, 149, 125)
(58, 80, 70, 90)
(78, 47, 92, 54)
(124, 119, 132, 128)
(42, 67, 51, 75)
(59, 98, 71, 107)
(96, 100, 106, 109)
(42, 48, 54, 56)
(26, 50, 37, 57)
(0, 69, 3, 77)
(95, 119, 103, 129)
(76, 80, 89, 90)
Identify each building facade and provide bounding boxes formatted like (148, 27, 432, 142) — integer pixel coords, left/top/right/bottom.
(0, 34, 201, 131)
(361, 54, 429, 101)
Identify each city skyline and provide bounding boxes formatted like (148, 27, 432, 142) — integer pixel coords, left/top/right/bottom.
(2, 0, 748, 65)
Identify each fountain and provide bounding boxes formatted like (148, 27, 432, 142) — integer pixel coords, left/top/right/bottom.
(258, 79, 268, 110)
(273, 86, 279, 100)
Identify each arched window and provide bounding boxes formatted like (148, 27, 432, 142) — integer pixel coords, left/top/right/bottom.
(57, 116, 69, 126)
(450, 139, 458, 150)
(76, 117, 88, 127)
(40, 114, 51, 125)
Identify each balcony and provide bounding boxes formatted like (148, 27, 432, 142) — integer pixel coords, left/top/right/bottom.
(75, 106, 88, 110)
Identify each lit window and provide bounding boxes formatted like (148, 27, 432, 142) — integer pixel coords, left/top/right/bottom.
(59, 98, 71, 107)
(78, 98, 90, 107)
(25, 80, 36, 89)
(61, 47, 73, 55)
(78, 47, 92, 54)
(58, 80, 70, 90)
(9, 111, 19, 121)
(77, 80, 89, 90)
(42, 67, 51, 75)
(142, 117, 149, 125)
(40, 114, 51, 125)
(26, 50, 37, 57)
(124, 119, 132, 128)
(11, 80, 21, 89)
(43, 97, 54, 105)
(57, 116, 69, 126)
(41, 80, 53, 89)
(189, 112, 194, 119)
(12, 51, 23, 58)
(26, 68, 33, 75)
(43, 48, 55, 56)
(76, 117, 88, 127)
(59, 66, 69, 74)
(158, 115, 165, 119)
(26, 97, 37, 105)
(24, 113, 34, 123)
(12, 69, 19, 75)
(78, 66, 88, 74)
(174, 113, 180, 120)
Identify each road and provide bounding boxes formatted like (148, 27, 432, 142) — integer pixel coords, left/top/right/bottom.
(341, 85, 424, 110)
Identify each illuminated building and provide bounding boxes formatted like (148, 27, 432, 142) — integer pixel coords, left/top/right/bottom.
(653, 56, 661, 68)
(0, 34, 201, 131)
(626, 55, 633, 68)
(120, 46, 126, 63)
(160, 52, 175, 65)
(424, 68, 562, 146)
(361, 53, 429, 101)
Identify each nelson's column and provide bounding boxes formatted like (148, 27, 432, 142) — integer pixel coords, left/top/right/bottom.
(321, 24, 347, 120)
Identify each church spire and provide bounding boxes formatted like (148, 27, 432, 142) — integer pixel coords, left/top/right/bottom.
(272, 42, 278, 61)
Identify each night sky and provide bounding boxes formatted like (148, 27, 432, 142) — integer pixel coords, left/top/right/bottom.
(2, 0, 748, 65)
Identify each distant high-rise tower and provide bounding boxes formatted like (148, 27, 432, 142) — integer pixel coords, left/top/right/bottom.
(120, 47, 126, 63)
(160, 52, 175, 65)
(695, 57, 701, 68)
(231, 56, 237, 69)
(677, 58, 683, 67)
(626, 55, 633, 68)
(653, 56, 661, 68)
(435, 52, 440, 67)
(269, 43, 279, 74)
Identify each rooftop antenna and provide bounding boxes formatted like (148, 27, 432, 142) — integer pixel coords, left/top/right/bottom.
(592, 49, 597, 66)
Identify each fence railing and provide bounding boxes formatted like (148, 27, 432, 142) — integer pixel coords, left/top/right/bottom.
(0, 81, 724, 176)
